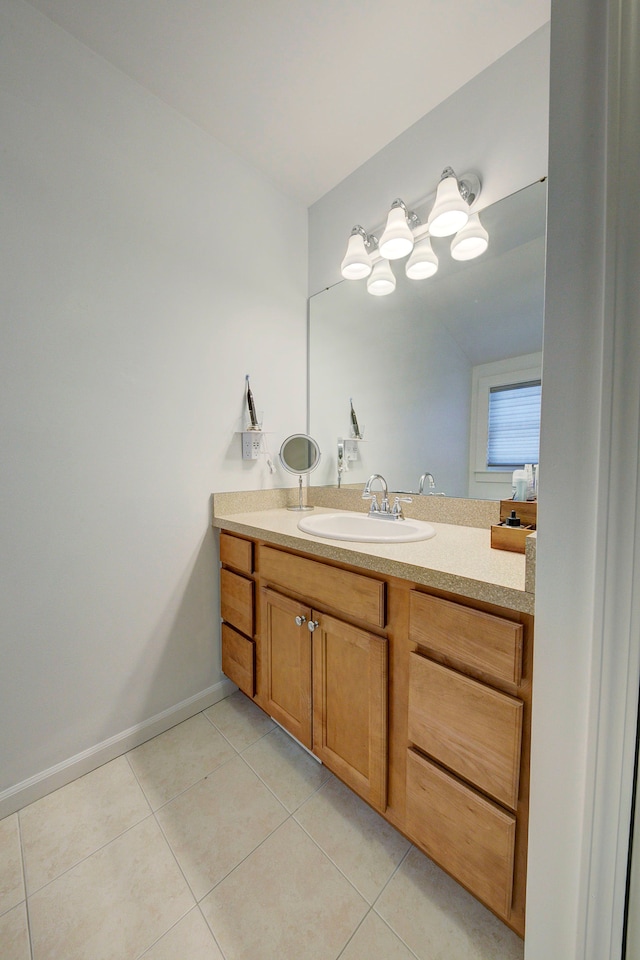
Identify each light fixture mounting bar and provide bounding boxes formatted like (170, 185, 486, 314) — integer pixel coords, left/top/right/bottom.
(438, 166, 481, 207)
(389, 198, 420, 229)
(349, 224, 378, 250)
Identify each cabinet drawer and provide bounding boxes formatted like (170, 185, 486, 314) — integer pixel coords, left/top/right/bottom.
(221, 623, 255, 697)
(408, 653, 523, 809)
(259, 545, 385, 628)
(409, 591, 522, 685)
(220, 532, 254, 575)
(406, 750, 516, 919)
(220, 568, 254, 637)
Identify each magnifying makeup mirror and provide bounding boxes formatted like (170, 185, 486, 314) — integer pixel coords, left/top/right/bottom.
(279, 434, 321, 511)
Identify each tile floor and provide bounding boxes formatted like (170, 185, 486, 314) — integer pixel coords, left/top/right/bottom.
(0, 691, 525, 960)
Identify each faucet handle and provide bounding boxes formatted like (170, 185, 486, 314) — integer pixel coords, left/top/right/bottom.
(362, 493, 379, 513)
(391, 496, 412, 518)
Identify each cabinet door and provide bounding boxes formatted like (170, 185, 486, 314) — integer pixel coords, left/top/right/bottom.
(312, 611, 388, 811)
(261, 588, 312, 749)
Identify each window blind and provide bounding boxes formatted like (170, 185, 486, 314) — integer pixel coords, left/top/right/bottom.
(487, 380, 541, 467)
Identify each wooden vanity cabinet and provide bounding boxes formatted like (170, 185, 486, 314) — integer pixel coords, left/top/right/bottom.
(217, 530, 532, 937)
(405, 589, 532, 935)
(219, 533, 256, 698)
(258, 547, 388, 812)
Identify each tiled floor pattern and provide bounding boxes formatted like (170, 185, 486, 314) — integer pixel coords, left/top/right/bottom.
(0, 691, 525, 960)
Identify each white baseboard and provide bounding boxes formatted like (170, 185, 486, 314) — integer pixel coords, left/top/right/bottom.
(0, 677, 236, 820)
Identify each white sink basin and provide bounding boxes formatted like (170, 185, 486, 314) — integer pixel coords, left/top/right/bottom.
(297, 511, 436, 543)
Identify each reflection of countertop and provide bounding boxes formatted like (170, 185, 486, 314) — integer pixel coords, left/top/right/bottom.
(212, 490, 535, 615)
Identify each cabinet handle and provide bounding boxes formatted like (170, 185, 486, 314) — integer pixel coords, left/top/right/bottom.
(307, 620, 320, 633)
(295, 615, 307, 627)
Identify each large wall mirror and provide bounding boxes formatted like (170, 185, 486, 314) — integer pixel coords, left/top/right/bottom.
(308, 179, 546, 499)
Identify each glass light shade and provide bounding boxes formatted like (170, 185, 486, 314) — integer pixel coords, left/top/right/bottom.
(405, 237, 439, 279)
(378, 206, 414, 260)
(340, 231, 373, 279)
(427, 174, 469, 237)
(450, 213, 489, 261)
(367, 259, 396, 296)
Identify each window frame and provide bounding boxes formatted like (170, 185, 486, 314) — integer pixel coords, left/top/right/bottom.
(469, 353, 542, 489)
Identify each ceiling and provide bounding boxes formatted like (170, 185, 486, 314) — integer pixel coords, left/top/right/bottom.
(24, 0, 550, 206)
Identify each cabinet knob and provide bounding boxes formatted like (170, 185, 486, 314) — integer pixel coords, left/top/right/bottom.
(308, 620, 320, 633)
(295, 615, 307, 627)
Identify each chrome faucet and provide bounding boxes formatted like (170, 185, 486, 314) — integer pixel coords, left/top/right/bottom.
(418, 472, 436, 494)
(362, 474, 389, 515)
(362, 475, 412, 520)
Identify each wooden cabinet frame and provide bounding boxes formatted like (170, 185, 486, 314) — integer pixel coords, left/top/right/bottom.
(218, 530, 533, 939)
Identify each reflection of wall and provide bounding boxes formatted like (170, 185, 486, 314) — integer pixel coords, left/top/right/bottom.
(308, 24, 550, 295)
(310, 282, 470, 494)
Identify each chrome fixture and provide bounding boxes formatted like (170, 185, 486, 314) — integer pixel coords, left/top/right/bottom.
(362, 475, 412, 520)
(340, 225, 378, 279)
(340, 166, 487, 297)
(337, 440, 346, 488)
(418, 472, 436, 494)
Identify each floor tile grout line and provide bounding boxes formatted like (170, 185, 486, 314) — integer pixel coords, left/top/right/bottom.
(190, 808, 296, 906)
(291, 813, 394, 907)
(369, 907, 423, 960)
(131, 901, 196, 960)
(334, 904, 375, 959)
(150, 801, 205, 906)
(369, 841, 414, 909)
(131, 745, 243, 816)
(368, 845, 424, 960)
(19, 810, 157, 900)
(15, 812, 34, 960)
(196, 901, 230, 960)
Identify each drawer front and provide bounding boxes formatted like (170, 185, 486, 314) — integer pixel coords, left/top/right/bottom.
(220, 568, 255, 637)
(221, 623, 255, 697)
(409, 591, 522, 685)
(408, 653, 523, 810)
(220, 532, 254, 575)
(259, 545, 385, 628)
(406, 750, 516, 919)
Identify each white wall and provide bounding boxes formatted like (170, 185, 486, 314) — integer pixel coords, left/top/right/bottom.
(308, 25, 550, 296)
(0, 0, 307, 809)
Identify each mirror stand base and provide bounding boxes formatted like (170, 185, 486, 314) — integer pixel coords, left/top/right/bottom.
(287, 474, 315, 511)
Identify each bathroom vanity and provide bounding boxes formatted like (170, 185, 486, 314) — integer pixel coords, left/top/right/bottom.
(212, 490, 534, 938)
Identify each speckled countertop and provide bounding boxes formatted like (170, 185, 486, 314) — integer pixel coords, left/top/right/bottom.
(212, 489, 535, 615)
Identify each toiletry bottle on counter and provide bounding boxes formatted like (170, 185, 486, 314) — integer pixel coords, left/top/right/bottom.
(512, 469, 528, 501)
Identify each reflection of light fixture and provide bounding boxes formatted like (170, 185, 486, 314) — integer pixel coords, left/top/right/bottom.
(340, 225, 377, 279)
(367, 259, 396, 296)
(340, 165, 485, 295)
(378, 199, 418, 260)
(450, 213, 489, 260)
(427, 166, 481, 237)
(406, 237, 439, 279)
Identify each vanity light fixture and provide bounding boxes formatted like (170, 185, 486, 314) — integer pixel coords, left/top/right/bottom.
(367, 258, 396, 296)
(450, 212, 489, 261)
(378, 199, 419, 260)
(340, 164, 486, 296)
(427, 166, 481, 237)
(340, 225, 377, 280)
(405, 236, 439, 279)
